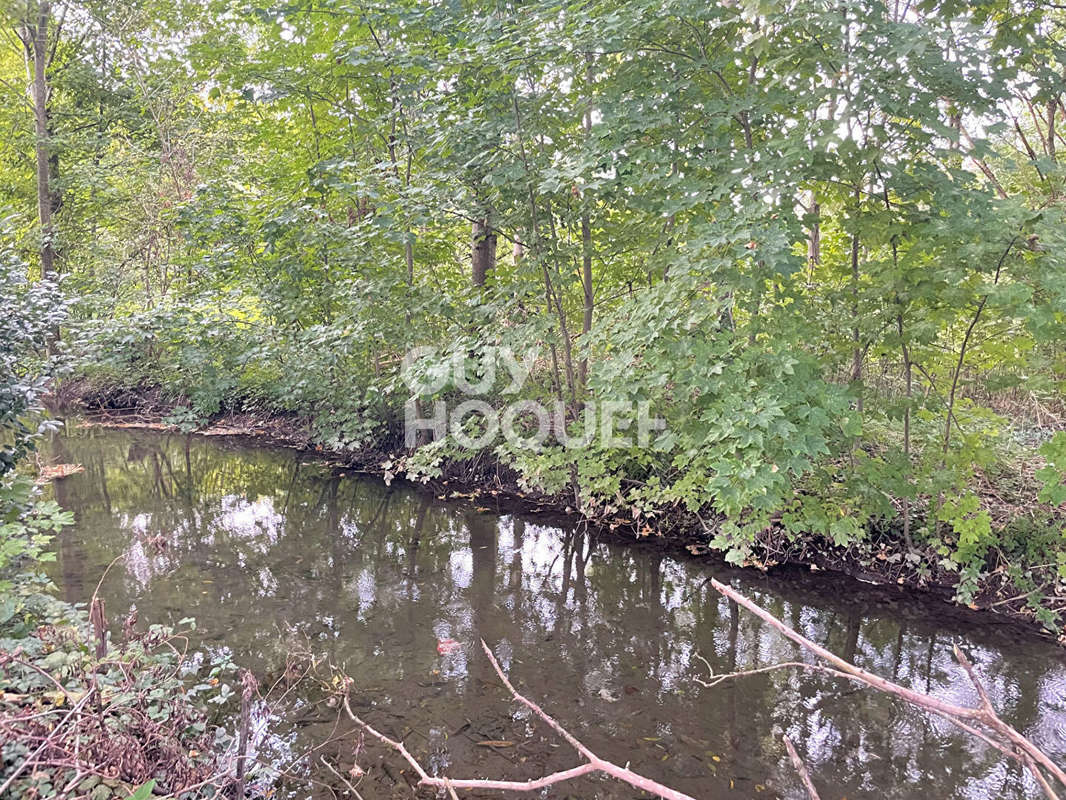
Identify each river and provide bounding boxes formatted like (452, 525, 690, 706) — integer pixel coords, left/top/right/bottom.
(43, 425, 1066, 799)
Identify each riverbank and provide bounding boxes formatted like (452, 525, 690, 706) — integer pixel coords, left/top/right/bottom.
(0, 588, 239, 798)
(51, 382, 1066, 645)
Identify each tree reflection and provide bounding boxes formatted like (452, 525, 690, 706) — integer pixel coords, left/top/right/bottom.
(41, 427, 1066, 800)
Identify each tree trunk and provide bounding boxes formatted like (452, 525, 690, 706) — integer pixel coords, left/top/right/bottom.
(850, 189, 862, 412)
(578, 53, 594, 392)
(1048, 100, 1056, 162)
(472, 217, 497, 287)
(807, 199, 820, 267)
(579, 210, 592, 389)
(29, 1, 55, 278)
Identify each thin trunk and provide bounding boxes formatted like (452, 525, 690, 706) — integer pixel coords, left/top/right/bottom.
(579, 210, 592, 390)
(1047, 100, 1056, 162)
(543, 200, 578, 408)
(29, 2, 55, 278)
(807, 198, 820, 268)
(578, 54, 594, 393)
(660, 159, 678, 283)
(943, 238, 1017, 457)
(404, 149, 414, 284)
(1049, 100, 1058, 199)
(897, 313, 914, 552)
(511, 90, 574, 408)
(850, 220, 862, 412)
(368, 21, 415, 288)
(878, 171, 913, 551)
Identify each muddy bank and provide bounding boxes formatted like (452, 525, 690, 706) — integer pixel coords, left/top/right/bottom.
(49, 382, 1065, 645)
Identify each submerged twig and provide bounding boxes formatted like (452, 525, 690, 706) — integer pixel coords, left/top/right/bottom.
(341, 641, 698, 800)
(319, 755, 365, 800)
(783, 735, 821, 800)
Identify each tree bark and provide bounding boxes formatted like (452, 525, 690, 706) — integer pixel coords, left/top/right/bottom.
(472, 217, 497, 287)
(28, 1, 56, 278)
(850, 189, 862, 412)
(807, 199, 820, 266)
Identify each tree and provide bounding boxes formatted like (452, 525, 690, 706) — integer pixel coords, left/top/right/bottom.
(13, 0, 56, 278)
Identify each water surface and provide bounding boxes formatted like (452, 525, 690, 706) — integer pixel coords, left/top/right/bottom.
(44, 426, 1066, 799)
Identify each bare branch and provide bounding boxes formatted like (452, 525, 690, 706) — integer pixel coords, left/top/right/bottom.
(0, 689, 94, 797)
(338, 702, 602, 795)
(340, 643, 700, 800)
(958, 127, 1009, 199)
(709, 579, 1066, 798)
(693, 659, 852, 688)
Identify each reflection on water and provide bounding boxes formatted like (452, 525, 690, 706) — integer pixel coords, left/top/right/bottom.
(45, 426, 1066, 799)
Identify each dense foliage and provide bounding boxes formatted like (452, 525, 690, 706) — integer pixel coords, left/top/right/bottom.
(2, 0, 1066, 628)
(0, 233, 249, 800)
(0, 239, 69, 602)
(1, 611, 241, 799)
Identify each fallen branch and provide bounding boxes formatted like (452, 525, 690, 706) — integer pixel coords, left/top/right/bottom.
(0, 689, 94, 797)
(341, 641, 698, 800)
(709, 578, 1066, 798)
(0, 621, 232, 798)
